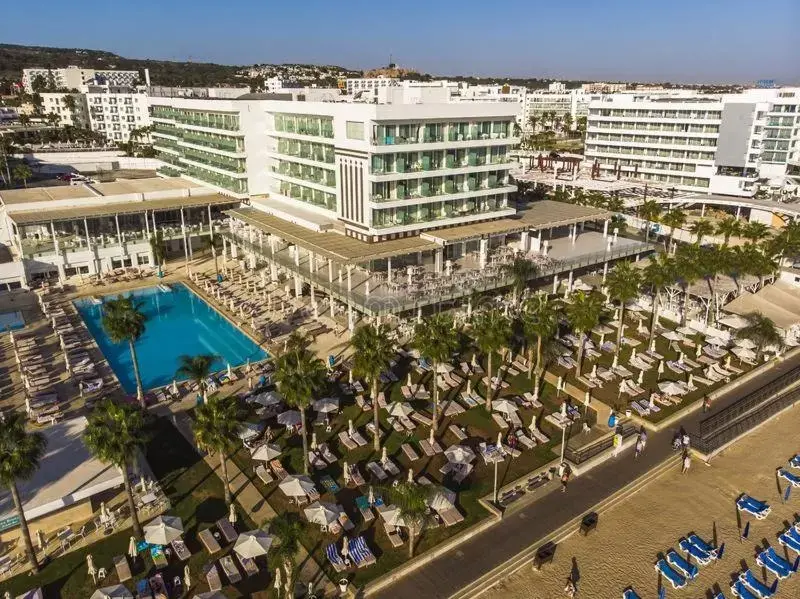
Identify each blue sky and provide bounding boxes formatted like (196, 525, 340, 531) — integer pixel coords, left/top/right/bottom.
(1, 0, 798, 83)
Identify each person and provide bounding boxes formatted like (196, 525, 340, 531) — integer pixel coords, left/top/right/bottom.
(561, 466, 571, 493)
(682, 432, 691, 449)
(681, 451, 691, 474)
(634, 437, 643, 460)
(703, 394, 711, 413)
(639, 429, 648, 452)
(564, 577, 577, 597)
(612, 432, 622, 457)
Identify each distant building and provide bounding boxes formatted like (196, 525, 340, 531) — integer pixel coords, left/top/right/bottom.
(346, 77, 398, 95)
(22, 66, 140, 93)
(148, 86, 250, 99)
(582, 82, 628, 94)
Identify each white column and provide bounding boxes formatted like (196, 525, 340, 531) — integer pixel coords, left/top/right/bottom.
(115, 213, 122, 244)
(479, 238, 489, 270)
(387, 257, 392, 284)
(328, 259, 333, 283)
(552, 274, 559, 294)
(435, 248, 443, 273)
(520, 231, 530, 253)
(602, 261, 609, 283)
(571, 223, 577, 245)
(270, 262, 278, 282)
(294, 274, 301, 297)
(612, 228, 619, 244)
(701, 204, 706, 217)
(310, 284, 316, 305)
(347, 304, 354, 332)
(208, 204, 213, 238)
(347, 265, 353, 292)
(330, 299, 335, 318)
(144, 209, 150, 239)
(270, 235, 276, 255)
(308, 251, 315, 274)
(180, 207, 190, 273)
(567, 270, 574, 291)
(417, 307, 422, 322)
(602, 219, 609, 238)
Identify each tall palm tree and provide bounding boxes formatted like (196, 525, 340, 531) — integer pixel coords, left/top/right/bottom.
(689, 219, 715, 246)
(737, 312, 784, 358)
(350, 324, 395, 451)
(176, 354, 219, 404)
(84, 400, 147, 538)
(643, 253, 676, 348)
(273, 341, 327, 474)
(12, 164, 32, 188)
(562, 112, 573, 133)
(564, 291, 604, 375)
(674, 245, 702, 325)
(149, 231, 167, 273)
(506, 257, 537, 305)
(0, 413, 47, 573)
(380, 481, 436, 558)
(605, 262, 642, 357)
(193, 395, 240, 505)
(413, 314, 459, 429)
(102, 296, 148, 407)
(638, 200, 661, 244)
(660, 210, 686, 251)
(269, 513, 302, 591)
(716, 216, 741, 247)
(202, 235, 223, 280)
(471, 308, 512, 410)
(520, 294, 562, 394)
(741, 221, 770, 245)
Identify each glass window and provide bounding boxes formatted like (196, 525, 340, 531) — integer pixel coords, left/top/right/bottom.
(346, 121, 364, 140)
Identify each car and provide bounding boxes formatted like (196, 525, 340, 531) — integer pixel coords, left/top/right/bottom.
(56, 173, 76, 181)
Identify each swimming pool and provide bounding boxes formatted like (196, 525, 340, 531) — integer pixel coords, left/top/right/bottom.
(75, 283, 268, 393)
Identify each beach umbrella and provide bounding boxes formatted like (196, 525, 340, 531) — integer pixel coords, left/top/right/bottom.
(250, 390, 282, 407)
(171, 380, 179, 396)
(492, 399, 518, 415)
(735, 338, 757, 349)
(144, 515, 184, 545)
(229, 503, 237, 524)
(658, 381, 686, 396)
(381, 505, 407, 527)
(637, 370, 644, 385)
(128, 536, 137, 559)
(250, 443, 282, 461)
(227, 363, 233, 379)
(36, 529, 45, 551)
(732, 346, 756, 360)
(658, 360, 664, 374)
(348, 419, 355, 436)
(279, 475, 316, 497)
(90, 585, 133, 599)
(529, 414, 537, 432)
(408, 469, 414, 483)
(341, 535, 349, 558)
(245, 358, 251, 373)
(688, 374, 694, 388)
(662, 331, 681, 341)
(466, 379, 472, 396)
(611, 354, 618, 368)
(429, 427, 435, 445)
(444, 445, 476, 464)
(708, 337, 726, 347)
(100, 501, 109, 522)
(312, 397, 339, 413)
(407, 372, 412, 386)
(233, 530, 274, 558)
(497, 431, 503, 448)
(435, 362, 454, 374)
(368, 486, 375, 505)
(304, 501, 339, 526)
(277, 410, 302, 426)
(386, 402, 414, 418)
(87, 554, 97, 584)
(380, 446, 388, 465)
(274, 567, 282, 590)
(631, 348, 637, 361)
(348, 369, 353, 384)
(184, 565, 191, 589)
(696, 344, 702, 357)
(311, 432, 318, 450)
(343, 461, 351, 484)
(427, 486, 457, 511)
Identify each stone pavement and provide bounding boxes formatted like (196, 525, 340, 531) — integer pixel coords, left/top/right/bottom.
(370, 352, 800, 599)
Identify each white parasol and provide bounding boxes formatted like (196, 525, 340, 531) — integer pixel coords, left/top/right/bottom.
(444, 444, 476, 464)
(249, 391, 283, 407)
(311, 432, 318, 450)
(312, 397, 339, 413)
(274, 567, 282, 590)
(304, 501, 340, 526)
(492, 399, 518, 415)
(229, 503, 237, 524)
(250, 443, 282, 461)
(658, 381, 686, 396)
(279, 475, 316, 497)
(386, 402, 414, 418)
(380, 505, 407, 527)
(735, 338, 757, 349)
(87, 554, 97, 584)
(277, 410, 302, 426)
(128, 536, 137, 559)
(143, 515, 184, 545)
(732, 346, 756, 360)
(233, 530, 274, 558)
(184, 564, 191, 589)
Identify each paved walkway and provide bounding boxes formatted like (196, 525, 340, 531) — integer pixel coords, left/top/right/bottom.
(371, 352, 800, 599)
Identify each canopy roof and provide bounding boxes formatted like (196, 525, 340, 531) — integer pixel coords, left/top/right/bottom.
(723, 281, 800, 330)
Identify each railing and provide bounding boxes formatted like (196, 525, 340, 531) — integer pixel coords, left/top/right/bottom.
(564, 424, 637, 464)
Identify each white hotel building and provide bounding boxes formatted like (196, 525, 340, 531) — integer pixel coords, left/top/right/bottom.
(584, 88, 800, 197)
(22, 66, 140, 93)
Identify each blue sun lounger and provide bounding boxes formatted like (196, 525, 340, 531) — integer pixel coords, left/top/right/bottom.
(666, 549, 698, 580)
(756, 547, 799, 579)
(731, 580, 759, 599)
(622, 588, 641, 599)
(737, 494, 771, 519)
(679, 537, 713, 565)
(712, 594, 725, 599)
(779, 468, 800, 487)
(779, 526, 800, 554)
(740, 569, 778, 599)
(689, 533, 723, 556)
(790, 454, 800, 469)
(655, 558, 687, 589)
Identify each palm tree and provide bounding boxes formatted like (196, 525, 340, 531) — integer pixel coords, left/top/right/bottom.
(350, 324, 395, 451)
(193, 394, 240, 505)
(84, 400, 147, 538)
(660, 210, 686, 251)
(149, 231, 167, 273)
(715, 216, 741, 247)
(674, 245, 702, 325)
(506, 257, 537, 305)
(643, 253, 676, 348)
(269, 513, 302, 591)
(576, 116, 587, 136)
(102, 296, 148, 407)
(605, 262, 642, 357)
(0, 413, 47, 572)
(470, 308, 512, 410)
(527, 114, 538, 132)
(562, 112, 573, 133)
(741, 221, 770, 245)
(202, 235, 223, 280)
(689, 219, 715, 246)
(12, 164, 32, 188)
(520, 294, 562, 394)
(564, 291, 605, 375)
(273, 340, 327, 474)
(176, 354, 219, 404)
(380, 481, 436, 558)
(413, 314, 459, 429)
(737, 312, 784, 358)
(18, 114, 31, 128)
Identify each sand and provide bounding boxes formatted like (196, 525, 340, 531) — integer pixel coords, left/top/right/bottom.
(493, 405, 800, 599)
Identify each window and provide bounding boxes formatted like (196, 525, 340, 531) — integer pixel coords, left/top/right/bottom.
(346, 121, 364, 140)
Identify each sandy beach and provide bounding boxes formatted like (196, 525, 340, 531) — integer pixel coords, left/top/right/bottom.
(492, 404, 800, 599)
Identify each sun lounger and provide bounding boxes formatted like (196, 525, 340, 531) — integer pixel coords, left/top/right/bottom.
(338, 510, 355, 532)
(778, 526, 800, 554)
(448, 424, 468, 441)
(757, 547, 798, 579)
(355, 395, 372, 411)
(530, 428, 550, 444)
(740, 569, 778, 598)
(236, 553, 259, 577)
(399, 416, 416, 431)
(655, 558, 686, 589)
(170, 538, 191, 561)
(382, 458, 400, 476)
(351, 430, 368, 446)
(514, 430, 536, 449)
(411, 412, 433, 427)
(491, 413, 509, 429)
(384, 521, 404, 547)
(666, 549, 698, 580)
(198, 528, 221, 554)
(348, 536, 376, 568)
(613, 365, 634, 378)
(779, 468, 800, 487)
(622, 589, 641, 599)
(219, 556, 241, 583)
(596, 366, 615, 381)
(629, 401, 650, 417)
(216, 518, 238, 543)
(791, 454, 800, 469)
(366, 461, 388, 482)
(439, 506, 464, 527)
(114, 555, 132, 582)
(326, 543, 347, 572)
(254, 464, 275, 486)
(348, 464, 366, 487)
(731, 579, 760, 599)
(337, 430, 358, 451)
(737, 494, 771, 519)
(401, 443, 420, 461)
(269, 459, 289, 480)
(522, 392, 543, 408)
(678, 538, 712, 565)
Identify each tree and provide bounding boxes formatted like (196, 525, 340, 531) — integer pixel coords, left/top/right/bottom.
(413, 314, 459, 429)
(269, 513, 302, 591)
(527, 114, 538, 132)
(84, 400, 147, 538)
(380, 481, 436, 558)
(350, 324, 395, 451)
(12, 164, 32, 188)
(520, 294, 562, 394)
(45, 112, 61, 127)
(564, 291, 604, 375)
(674, 245, 702, 325)
(715, 216, 741, 247)
(0, 412, 47, 572)
(643, 254, 676, 346)
(605, 262, 642, 357)
(562, 112, 573, 133)
(576, 116, 588, 136)
(61, 94, 77, 113)
(506, 256, 537, 305)
(18, 114, 31, 127)
(638, 200, 661, 244)
(202, 235, 223, 280)
(102, 296, 148, 406)
(176, 354, 218, 404)
(149, 231, 167, 271)
(660, 210, 686, 251)
(273, 337, 327, 474)
(193, 394, 240, 505)
(741, 221, 770, 245)
(689, 219, 715, 246)
(737, 312, 784, 358)
(30, 75, 46, 93)
(470, 308, 511, 410)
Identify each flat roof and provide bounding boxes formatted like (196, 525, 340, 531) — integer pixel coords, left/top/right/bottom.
(90, 178, 197, 196)
(0, 178, 199, 206)
(249, 197, 335, 232)
(421, 200, 611, 244)
(9, 193, 238, 225)
(0, 186, 97, 205)
(0, 417, 124, 523)
(227, 207, 439, 264)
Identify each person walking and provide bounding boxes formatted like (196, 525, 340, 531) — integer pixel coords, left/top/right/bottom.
(563, 577, 577, 597)
(702, 394, 711, 413)
(612, 432, 622, 457)
(681, 451, 691, 474)
(639, 428, 648, 452)
(560, 465, 571, 493)
(634, 436, 643, 460)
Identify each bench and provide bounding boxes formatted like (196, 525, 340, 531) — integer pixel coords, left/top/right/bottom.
(170, 538, 191, 561)
(198, 528, 221, 554)
(448, 424, 467, 441)
(216, 518, 238, 544)
(491, 413, 509, 429)
(113, 555, 131, 582)
(204, 563, 222, 591)
(411, 412, 433, 427)
(401, 443, 420, 461)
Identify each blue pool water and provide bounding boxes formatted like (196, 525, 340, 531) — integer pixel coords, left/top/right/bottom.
(75, 283, 268, 393)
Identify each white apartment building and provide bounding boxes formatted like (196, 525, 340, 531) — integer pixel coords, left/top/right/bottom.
(524, 88, 590, 131)
(22, 66, 139, 93)
(40, 92, 90, 127)
(85, 85, 151, 144)
(584, 88, 800, 197)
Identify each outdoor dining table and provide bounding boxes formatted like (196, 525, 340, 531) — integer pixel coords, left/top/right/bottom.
(140, 492, 157, 505)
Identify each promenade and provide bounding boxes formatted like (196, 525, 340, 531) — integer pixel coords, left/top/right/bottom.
(371, 352, 800, 599)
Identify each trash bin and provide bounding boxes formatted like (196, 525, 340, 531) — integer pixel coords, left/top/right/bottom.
(533, 541, 556, 569)
(580, 511, 598, 535)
